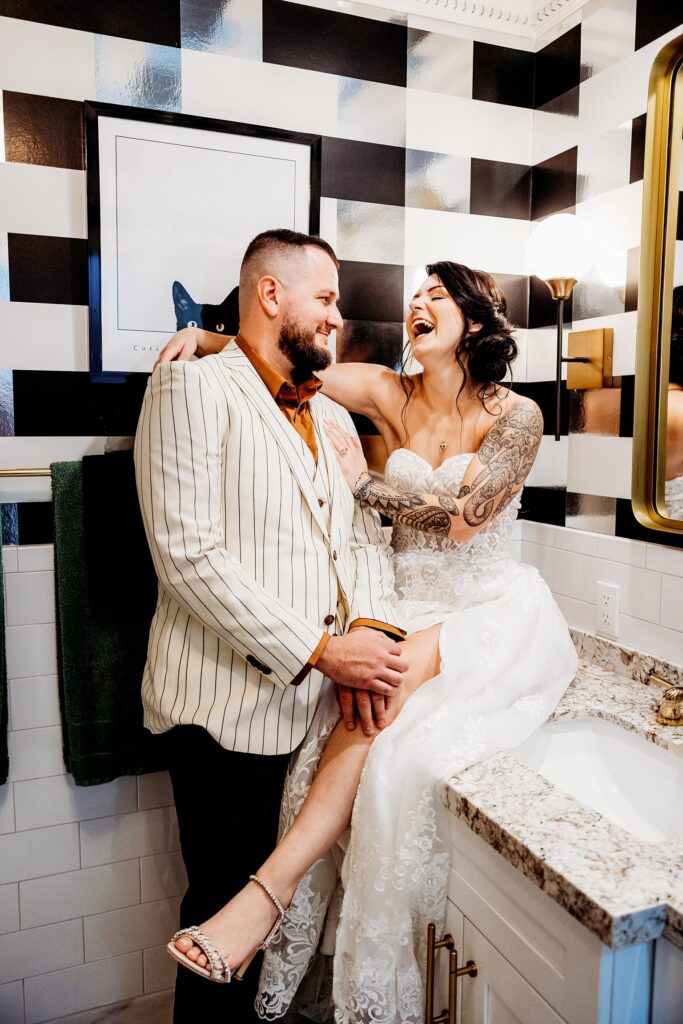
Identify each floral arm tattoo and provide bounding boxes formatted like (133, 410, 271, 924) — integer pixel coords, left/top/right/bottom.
(354, 403, 543, 538)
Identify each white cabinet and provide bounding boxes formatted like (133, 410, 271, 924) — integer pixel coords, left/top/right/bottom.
(432, 816, 677, 1024)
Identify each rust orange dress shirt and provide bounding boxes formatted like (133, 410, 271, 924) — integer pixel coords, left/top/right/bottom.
(234, 334, 404, 682)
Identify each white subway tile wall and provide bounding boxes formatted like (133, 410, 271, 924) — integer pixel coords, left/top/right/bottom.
(0, 548, 185, 1023)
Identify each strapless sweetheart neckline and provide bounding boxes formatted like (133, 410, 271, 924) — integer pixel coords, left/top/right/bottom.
(386, 448, 475, 474)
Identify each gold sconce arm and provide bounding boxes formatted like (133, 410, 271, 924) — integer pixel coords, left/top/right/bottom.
(424, 922, 477, 1024)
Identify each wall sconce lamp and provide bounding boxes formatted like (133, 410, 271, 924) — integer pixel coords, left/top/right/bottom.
(528, 214, 612, 441)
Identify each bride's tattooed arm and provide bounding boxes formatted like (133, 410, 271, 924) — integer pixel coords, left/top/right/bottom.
(353, 402, 543, 541)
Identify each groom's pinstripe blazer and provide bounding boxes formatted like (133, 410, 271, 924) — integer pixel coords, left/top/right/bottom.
(134, 341, 401, 755)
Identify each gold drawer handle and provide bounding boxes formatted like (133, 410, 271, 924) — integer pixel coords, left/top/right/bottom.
(424, 922, 478, 1024)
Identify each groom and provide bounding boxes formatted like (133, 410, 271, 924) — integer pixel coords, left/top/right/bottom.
(134, 228, 406, 1022)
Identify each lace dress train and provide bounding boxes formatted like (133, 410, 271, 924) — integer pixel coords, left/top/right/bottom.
(256, 451, 578, 1024)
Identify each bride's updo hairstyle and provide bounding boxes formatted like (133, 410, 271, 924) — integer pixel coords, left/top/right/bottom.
(424, 261, 517, 404)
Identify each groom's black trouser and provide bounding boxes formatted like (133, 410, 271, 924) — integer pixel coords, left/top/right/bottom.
(168, 725, 291, 1024)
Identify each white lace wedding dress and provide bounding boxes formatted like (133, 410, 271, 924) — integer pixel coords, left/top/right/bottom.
(256, 450, 578, 1024)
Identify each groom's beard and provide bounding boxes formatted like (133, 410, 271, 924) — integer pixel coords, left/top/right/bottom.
(278, 312, 332, 384)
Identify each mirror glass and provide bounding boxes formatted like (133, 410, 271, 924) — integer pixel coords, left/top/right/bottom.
(665, 115, 683, 521)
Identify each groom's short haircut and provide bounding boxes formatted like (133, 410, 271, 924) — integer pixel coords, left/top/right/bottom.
(239, 229, 339, 305)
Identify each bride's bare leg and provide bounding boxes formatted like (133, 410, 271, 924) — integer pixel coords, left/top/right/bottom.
(174, 623, 442, 971)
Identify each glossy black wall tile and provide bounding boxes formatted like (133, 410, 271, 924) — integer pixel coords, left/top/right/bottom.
(8, 235, 88, 306)
(629, 112, 646, 184)
(0, 0, 181, 47)
(337, 320, 403, 370)
(490, 273, 529, 330)
(12, 372, 148, 436)
(338, 261, 404, 323)
(17, 502, 53, 545)
(321, 137, 405, 207)
(262, 0, 407, 88)
(470, 158, 531, 220)
(471, 42, 534, 108)
(3, 93, 84, 170)
(531, 147, 577, 220)
(528, 274, 573, 330)
(518, 486, 567, 526)
(635, 0, 683, 50)
(513, 380, 570, 436)
(534, 25, 581, 109)
(619, 375, 635, 437)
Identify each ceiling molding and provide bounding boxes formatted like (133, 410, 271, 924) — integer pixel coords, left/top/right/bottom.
(334, 0, 592, 40)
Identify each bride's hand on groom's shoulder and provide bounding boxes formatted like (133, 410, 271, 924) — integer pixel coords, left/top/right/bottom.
(154, 327, 233, 369)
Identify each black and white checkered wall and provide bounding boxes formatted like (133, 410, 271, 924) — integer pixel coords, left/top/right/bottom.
(0, 0, 681, 546)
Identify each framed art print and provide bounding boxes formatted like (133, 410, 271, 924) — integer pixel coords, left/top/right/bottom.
(85, 102, 321, 380)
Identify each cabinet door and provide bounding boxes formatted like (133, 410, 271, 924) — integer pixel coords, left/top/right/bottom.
(433, 899, 466, 1024)
(461, 920, 565, 1024)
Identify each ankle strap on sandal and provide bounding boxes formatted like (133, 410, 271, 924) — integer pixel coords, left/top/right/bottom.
(249, 874, 287, 919)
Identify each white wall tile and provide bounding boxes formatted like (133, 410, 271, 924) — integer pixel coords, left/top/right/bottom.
(553, 593, 598, 634)
(8, 676, 61, 732)
(519, 521, 557, 546)
(24, 952, 143, 1024)
(576, 179, 643, 256)
(140, 851, 187, 903)
(660, 575, 683, 632)
(2, 546, 18, 574)
(336, 199, 405, 266)
(532, 98, 579, 166)
(0, 824, 80, 885)
(404, 206, 529, 277)
(595, 534, 647, 567)
(0, 920, 84, 984)
(0, 16, 95, 101)
(0, 783, 14, 835)
(80, 806, 179, 868)
(181, 49, 337, 138)
(137, 772, 174, 811)
(16, 547, 53, 574)
(0, 979, 24, 1024)
(5, 624, 58, 680)
(567, 434, 632, 500)
(0, 302, 89, 373)
(0, 164, 86, 240)
(407, 30, 473, 97)
(7, 726, 64, 783)
(617, 613, 683, 666)
(84, 897, 180, 962)
(337, 76, 406, 148)
(4, 571, 55, 627)
(580, 0, 638, 81)
(14, 774, 138, 831)
(521, 542, 582, 599)
(646, 543, 683, 578)
(576, 121, 632, 203)
(20, 861, 141, 930)
(552, 526, 599, 556)
(578, 43, 650, 141)
(143, 944, 176, 994)
(524, 326, 557, 382)
(407, 89, 533, 165)
(0, 883, 19, 935)
(525, 435, 568, 488)
(579, 556, 661, 624)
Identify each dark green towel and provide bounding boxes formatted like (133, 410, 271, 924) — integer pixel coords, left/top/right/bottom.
(0, 519, 7, 786)
(51, 458, 167, 786)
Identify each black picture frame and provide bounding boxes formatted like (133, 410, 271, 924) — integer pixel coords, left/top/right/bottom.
(85, 101, 322, 382)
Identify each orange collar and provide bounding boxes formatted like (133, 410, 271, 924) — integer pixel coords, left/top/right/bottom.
(235, 334, 322, 406)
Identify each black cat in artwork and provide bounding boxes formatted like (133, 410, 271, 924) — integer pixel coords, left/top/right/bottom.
(172, 281, 240, 336)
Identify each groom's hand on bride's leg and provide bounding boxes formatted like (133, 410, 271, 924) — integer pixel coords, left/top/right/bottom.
(335, 684, 394, 736)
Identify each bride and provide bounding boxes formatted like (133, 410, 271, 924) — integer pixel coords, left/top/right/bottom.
(162, 260, 578, 1023)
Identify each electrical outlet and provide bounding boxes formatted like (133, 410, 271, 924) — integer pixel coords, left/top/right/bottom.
(596, 581, 619, 639)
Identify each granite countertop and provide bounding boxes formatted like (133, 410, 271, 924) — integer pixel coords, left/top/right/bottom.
(442, 632, 683, 951)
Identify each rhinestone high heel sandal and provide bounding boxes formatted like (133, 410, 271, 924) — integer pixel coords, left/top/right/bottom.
(166, 874, 288, 984)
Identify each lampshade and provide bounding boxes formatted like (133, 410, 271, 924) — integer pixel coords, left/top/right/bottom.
(528, 213, 593, 282)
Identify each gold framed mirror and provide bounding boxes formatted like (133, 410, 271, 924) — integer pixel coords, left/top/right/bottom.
(633, 33, 683, 532)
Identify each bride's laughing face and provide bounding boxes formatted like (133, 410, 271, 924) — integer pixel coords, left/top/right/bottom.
(407, 275, 466, 364)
